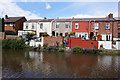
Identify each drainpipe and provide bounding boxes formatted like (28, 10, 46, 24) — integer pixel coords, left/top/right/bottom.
(89, 20, 91, 38)
(94, 20, 95, 36)
(51, 19, 55, 36)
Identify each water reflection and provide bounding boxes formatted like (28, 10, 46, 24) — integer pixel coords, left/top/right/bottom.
(2, 49, 119, 78)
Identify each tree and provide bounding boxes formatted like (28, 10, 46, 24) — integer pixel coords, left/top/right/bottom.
(26, 32, 35, 41)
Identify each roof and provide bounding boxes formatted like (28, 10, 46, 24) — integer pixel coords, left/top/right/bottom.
(25, 17, 116, 23)
(114, 17, 120, 21)
(5, 17, 25, 23)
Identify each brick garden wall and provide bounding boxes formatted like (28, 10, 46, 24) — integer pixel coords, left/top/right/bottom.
(68, 38, 98, 49)
(43, 37, 64, 46)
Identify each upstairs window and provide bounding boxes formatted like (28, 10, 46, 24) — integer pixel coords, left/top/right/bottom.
(56, 23, 59, 28)
(106, 23, 110, 29)
(32, 23, 34, 29)
(10, 23, 13, 26)
(94, 23, 99, 29)
(5, 23, 7, 26)
(75, 23, 79, 29)
(118, 33, 120, 38)
(65, 23, 69, 28)
(26, 23, 28, 29)
(40, 23, 43, 29)
(118, 23, 120, 29)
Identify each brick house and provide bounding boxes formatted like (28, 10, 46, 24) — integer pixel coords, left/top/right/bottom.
(72, 13, 115, 41)
(4, 15, 26, 34)
(113, 17, 120, 40)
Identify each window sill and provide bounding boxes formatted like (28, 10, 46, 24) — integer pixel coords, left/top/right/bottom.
(95, 29, 99, 30)
(105, 29, 110, 30)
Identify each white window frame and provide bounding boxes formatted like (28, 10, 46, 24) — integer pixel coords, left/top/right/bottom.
(32, 23, 34, 29)
(40, 23, 43, 29)
(65, 23, 69, 28)
(118, 23, 120, 29)
(94, 23, 99, 29)
(26, 23, 28, 29)
(10, 23, 13, 26)
(106, 23, 110, 29)
(75, 23, 79, 29)
(56, 23, 59, 28)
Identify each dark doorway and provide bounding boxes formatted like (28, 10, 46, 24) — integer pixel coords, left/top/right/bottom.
(90, 32, 94, 38)
(52, 31, 55, 36)
(60, 33, 63, 37)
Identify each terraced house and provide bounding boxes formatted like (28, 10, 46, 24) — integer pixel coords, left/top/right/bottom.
(4, 15, 26, 34)
(72, 13, 120, 41)
(52, 18, 72, 37)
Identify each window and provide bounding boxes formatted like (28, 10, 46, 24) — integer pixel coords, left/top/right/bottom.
(56, 23, 59, 28)
(118, 33, 120, 38)
(94, 23, 99, 29)
(65, 23, 69, 28)
(75, 23, 79, 29)
(26, 23, 28, 29)
(40, 23, 43, 29)
(10, 23, 13, 26)
(118, 23, 120, 29)
(5, 23, 7, 26)
(32, 24, 34, 29)
(56, 32, 58, 36)
(106, 23, 110, 29)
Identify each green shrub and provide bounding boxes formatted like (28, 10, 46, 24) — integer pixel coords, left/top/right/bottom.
(91, 42, 93, 44)
(5, 30, 16, 35)
(59, 49, 64, 52)
(75, 46, 84, 53)
(2, 39, 26, 49)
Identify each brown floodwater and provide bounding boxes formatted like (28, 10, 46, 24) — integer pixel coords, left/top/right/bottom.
(2, 49, 119, 78)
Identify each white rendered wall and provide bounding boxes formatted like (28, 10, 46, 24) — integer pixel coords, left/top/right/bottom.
(36, 22, 52, 37)
(98, 41, 112, 49)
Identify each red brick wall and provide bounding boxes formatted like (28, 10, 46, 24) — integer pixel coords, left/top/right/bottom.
(4, 23, 16, 32)
(6, 36, 21, 40)
(43, 37, 64, 46)
(72, 21, 89, 34)
(90, 21, 113, 34)
(113, 21, 120, 38)
(68, 38, 98, 49)
(5, 17, 26, 34)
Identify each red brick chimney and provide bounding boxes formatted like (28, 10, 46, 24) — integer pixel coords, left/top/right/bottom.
(108, 13, 113, 19)
(44, 17, 47, 19)
(5, 15, 8, 19)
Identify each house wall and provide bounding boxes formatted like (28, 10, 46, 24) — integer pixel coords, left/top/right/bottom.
(113, 21, 120, 40)
(5, 17, 26, 34)
(98, 41, 112, 49)
(4, 23, 16, 31)
(14, 17, 26, 34)
(116, 41, 120, 50)
(52, 21, 72, 36)
(23, 22, 37, 31)
(90, 21, 113, 40)
(36, 22, 52, 37)
(29, 37, 44, 47)
(72, 21, 90, 39)
(68, 38, 98, 49)
(43, 37, 64, 46)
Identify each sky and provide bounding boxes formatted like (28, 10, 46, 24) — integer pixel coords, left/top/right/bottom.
(0, 0, 119, 20)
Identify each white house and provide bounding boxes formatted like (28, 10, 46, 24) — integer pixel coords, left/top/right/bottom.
(18, 19, 38, 37)
(36, 19, 54, 37)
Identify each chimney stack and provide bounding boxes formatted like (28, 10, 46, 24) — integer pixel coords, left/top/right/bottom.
(5, 15, 8, 19)
(44, 17, 47, 19)
(108, 13, 113, 19)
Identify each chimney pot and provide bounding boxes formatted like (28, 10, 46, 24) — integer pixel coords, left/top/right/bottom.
(44, 17, 47, 19)
(5, 15, 8, 19)
(108, 13, 113, 19)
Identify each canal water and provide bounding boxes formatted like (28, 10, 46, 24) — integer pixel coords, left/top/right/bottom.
(2, 49, 119, 78)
